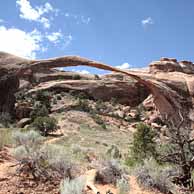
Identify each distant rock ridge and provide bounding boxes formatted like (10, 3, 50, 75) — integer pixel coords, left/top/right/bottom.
(0, 51, 194, 127)
(149, 57, 194, 74)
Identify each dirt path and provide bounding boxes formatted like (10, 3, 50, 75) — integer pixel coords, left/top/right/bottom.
(0, 161, 15, 181)
(128, 176, 162, 194)
(85, 170, 161, 194)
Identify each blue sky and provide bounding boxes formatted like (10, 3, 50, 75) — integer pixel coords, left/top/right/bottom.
(0, 0, 194, 74)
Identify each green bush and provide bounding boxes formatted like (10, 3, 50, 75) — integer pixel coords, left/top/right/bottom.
(31, 116, 57, 136)
(72, 74, 81, 80)
(35, 91, 51, 110)
(126, 123, 157, 166)
(30, 105, 49, 120)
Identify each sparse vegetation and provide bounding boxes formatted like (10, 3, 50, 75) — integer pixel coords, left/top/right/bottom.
(90, 112, 107, 129)
(132, 158, 176, 194)
(12, 130, 76, 181)
(95, 159, 125, 185)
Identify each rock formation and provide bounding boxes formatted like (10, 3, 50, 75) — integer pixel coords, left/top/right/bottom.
(0, 52, 194, 127)
(0, 69, 19, 116)
(28, 79, 149, 106)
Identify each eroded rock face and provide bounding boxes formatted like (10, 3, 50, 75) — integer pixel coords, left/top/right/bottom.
(1, 51, 194, 127)
(28, 80, 149, 107)
(0, 69, 19, 116)
(149, 57, 194, 74)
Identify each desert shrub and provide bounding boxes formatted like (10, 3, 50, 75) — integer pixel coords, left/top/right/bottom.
(117, 177, 130, 194)
(95, 160, 125, 185)
(0, 112, 12, 127)
(30, 104, 49, 120)
(126, 123, 157, 166)
(0, 129, 12, 149)
(132, 158, 176, 193)
(38, 144, 78, 179)
(106, 145, 122, 159)
(12, 130, 43, 147)
(12, 132, 75, 181)
(72, 74, 81, 80)
(60, 176, 86, 194)
(31, 116, 57, 136)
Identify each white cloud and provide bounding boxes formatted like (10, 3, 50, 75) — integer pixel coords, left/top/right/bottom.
(72, 69, 90, 74)
(0, 25, 43, 58)
(116, 63, 131, 69)
(39, 17, 51, 28)
(16, 0, 57, 28)
(46, 32, 62, 44)
(141, 17, 154, 27)
(46, 32, 72, 47)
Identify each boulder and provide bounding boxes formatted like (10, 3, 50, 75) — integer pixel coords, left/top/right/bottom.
(143, 95, 154, 111)
(17, 118, 31, 128)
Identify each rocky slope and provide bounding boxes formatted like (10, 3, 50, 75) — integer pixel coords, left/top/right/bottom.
(0, 51, 194, 127)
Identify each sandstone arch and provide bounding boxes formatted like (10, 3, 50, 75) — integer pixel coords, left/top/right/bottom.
(0, 52, 192, 126)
